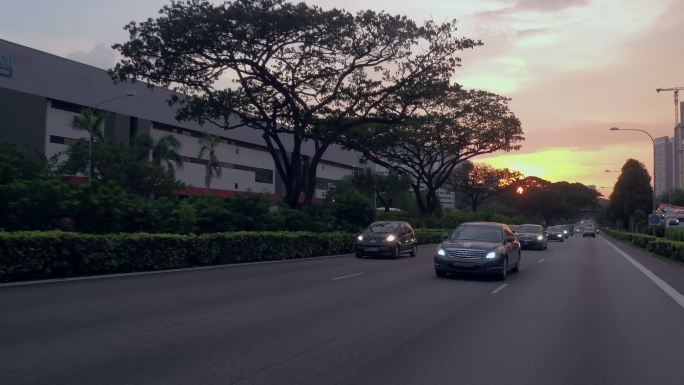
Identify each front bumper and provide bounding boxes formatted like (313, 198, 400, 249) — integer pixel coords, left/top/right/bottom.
(519, 239, 545, 249)
(434, 255, 504, 274)
(548, 234, 564, 241)
(355, 242, 397, 256)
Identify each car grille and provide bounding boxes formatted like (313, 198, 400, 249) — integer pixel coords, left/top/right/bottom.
(446, 248, 486, 259)
(519, 236, 535, 242)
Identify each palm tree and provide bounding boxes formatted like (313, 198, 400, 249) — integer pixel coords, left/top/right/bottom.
(199, 134, 222, 195)
(133, 134, 184, 176)
(71, 108, 107, 179)
(71, 108, 106, 141)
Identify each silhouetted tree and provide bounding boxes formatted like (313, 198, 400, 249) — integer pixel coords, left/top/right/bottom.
(111, 0, 479, 208)
(347, 85, 524, 216)
(606, 158, 653, 230)
(447, 161, 522, 212)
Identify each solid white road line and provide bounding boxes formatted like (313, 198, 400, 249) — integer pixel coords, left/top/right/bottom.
(603, 237, 684, 309)
(332, 272, 366, 281)
(491, 283, 508, 294)
(538, 258, 545, 263)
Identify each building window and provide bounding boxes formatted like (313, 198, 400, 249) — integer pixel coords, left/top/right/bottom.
(235, 183, 239, 189)
(50, 99, 84, 114)
(50, 135, 81, 146)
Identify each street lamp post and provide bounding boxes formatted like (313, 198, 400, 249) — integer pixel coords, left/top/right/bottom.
(609, 126, 657, 232)
(87, 91, 140, 180)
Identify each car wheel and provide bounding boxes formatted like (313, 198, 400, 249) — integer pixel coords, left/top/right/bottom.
(410, 244, 417, 257)
(497, 257, 508, 281)
(393, 246, 400, 259)
(560, 238, 565, 242)
(512, 252, 521, 273)
(544, 243, 548, 250)
(435, 268, 447, 278)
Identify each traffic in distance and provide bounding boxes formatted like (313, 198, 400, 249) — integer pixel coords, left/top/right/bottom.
(355, 219, 599, 281)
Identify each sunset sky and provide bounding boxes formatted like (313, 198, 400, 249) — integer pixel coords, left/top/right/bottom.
(2, 0, 682, 197)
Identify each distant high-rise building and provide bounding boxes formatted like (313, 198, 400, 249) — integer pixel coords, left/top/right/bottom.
(673, 101, 684, 190)
(654, 136, 674, 198)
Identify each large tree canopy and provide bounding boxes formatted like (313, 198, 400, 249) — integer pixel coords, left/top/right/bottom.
(606, 158, 653, 229)
(112, 0, 479, 207)
(500, 176, 600, 224)
(346, 85, 524, 216)
(447, 161, 522, 212)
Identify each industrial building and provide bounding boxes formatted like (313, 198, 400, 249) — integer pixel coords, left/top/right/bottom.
(0, 39, 457, 208)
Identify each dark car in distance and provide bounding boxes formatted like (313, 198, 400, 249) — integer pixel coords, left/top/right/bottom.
(582, 226, 597, 238)
(434, 222, 521, 280)
(547, 225, 566, 242)
(355, 221, 417, 259)
(565, 224, 575, 237)
(515, 224, 548, 250)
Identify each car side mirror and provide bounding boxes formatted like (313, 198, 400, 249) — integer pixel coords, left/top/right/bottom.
(505, 236, 516, 243)
(441, 233, 449, 241)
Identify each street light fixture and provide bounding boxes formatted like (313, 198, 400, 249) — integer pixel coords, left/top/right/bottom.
(609, 126, 657, 231)
(87, 90, 141, 179)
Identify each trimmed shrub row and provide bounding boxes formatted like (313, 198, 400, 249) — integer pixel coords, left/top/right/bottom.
(415, 228, 449, 244)
(665, 227, 684, 242)
(0, 230, 447, 283)
(603, 229, 684, 262)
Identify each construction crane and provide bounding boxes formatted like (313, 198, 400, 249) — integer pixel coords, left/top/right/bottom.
(656, 87, 684, 127)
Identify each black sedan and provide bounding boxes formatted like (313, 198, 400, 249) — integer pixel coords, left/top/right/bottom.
(355, 221, 417, 259)
(515, 224, 548, 250)
(546, 225, 566, 242)
(434, 222, 521, 280)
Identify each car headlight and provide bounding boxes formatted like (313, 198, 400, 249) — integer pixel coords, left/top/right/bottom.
(437, 248, 446, 256)
(386, 234, 396, 242)
(563, 230, 568, 234)
(485, 251, 497, 259)
(557, 234, 562, 238)
(536, 235, 543, 241)
(357, 235, 363, 241)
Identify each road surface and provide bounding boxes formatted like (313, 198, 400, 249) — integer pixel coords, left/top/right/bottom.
(2, 234, 684, 385)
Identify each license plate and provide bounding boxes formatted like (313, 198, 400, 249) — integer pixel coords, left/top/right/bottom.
(365, 247, 378, 252)
(452, 262, 475, 268)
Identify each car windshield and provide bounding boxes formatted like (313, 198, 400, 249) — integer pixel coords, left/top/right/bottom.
(548, 226, 564, 231)
(367, 223, 400, 233)
(450, 225, 503, 242)
(518, 225, 542, 233)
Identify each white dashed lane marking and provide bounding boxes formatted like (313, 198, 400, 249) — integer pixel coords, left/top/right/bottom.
(332, 272, 366, 281)
(491, 284, 508, 294)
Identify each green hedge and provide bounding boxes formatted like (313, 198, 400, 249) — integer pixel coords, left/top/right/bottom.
(603, 228, 684, 262)
(0, 230, 447, 283)
(415, 228, 448, 244)
(665, 227, 684, 242)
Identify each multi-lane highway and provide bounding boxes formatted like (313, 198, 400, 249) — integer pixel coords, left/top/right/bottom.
(3, 234, 684, 385)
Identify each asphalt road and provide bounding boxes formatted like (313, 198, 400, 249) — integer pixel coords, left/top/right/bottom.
(3, 234, 684, 385)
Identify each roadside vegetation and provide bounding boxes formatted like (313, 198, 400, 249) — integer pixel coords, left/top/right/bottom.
(0, 0, 602, 281)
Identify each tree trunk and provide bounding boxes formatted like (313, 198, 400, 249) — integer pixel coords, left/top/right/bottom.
(204, 164, 211, 196)
(411, 183, 428, 216)
(425, 187, 439, 217)
(302, 142, 330, 206)
(376, 192, 390, 212)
